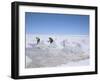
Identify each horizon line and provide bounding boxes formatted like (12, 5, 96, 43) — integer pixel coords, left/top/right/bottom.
(26, 34, 89, 36)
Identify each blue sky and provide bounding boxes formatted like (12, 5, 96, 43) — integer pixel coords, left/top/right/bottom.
(25, 12, 89, 35)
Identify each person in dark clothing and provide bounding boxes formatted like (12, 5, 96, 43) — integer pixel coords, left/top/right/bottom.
(36, 37, 40, 44)
(49, 37, 54, 44)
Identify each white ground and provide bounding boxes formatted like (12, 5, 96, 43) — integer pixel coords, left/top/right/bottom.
(25, 34, 90, 68)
